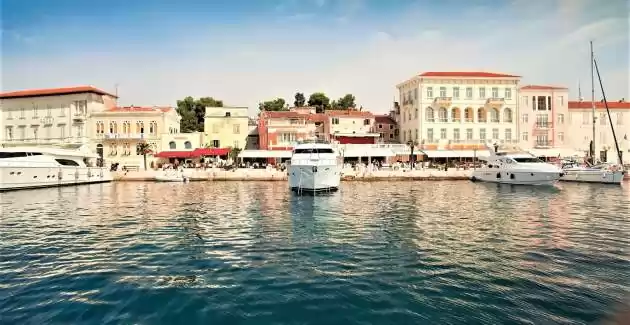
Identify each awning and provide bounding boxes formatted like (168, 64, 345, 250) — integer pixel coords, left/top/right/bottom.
(343, 148, 395, 157)
(192, 148, 230, 156)
(239, 150, 292, 158)
(422, 150, 491, 158)
(154, 151, 195, 158)
(528, 148, 584, 157)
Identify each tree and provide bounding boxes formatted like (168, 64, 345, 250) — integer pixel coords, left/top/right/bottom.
(176, 96, 223, 132)
(332, 94, 356, 110)
(258, 98, 287, 111)
(136, 141, 154, 171)
(294, 92, 306, 107)
(228, 146, 242, 164)
(307, 92, 330, 111)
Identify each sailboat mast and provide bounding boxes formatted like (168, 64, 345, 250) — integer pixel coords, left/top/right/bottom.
(593, 58, 623, 166)
(590, 41, 596, 160)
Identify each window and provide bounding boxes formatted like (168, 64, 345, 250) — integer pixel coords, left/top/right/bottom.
(414, 108, 418, 119)
(225, 112, 231, 117)
(600, 112, 607, 125)
(466, 87, 473, 99)
(523, 96, 528, 106)
(136, 121, 144, 134)
(453, 87, 460, 99)
(109, 122, 117, 133)
(522, 132, 528, 141)
(491, 87, 498, 98)
(505, 88, 512, 99)
(169, 141, 176, 149)
(439, 87, 446, 97)
(413, 88, 418, 100)
(536, 114, 549, 128)
(363, 119, 370, 125)
(20, 107, 25, 118)
(149, 121, 157, 134)
(440, 128, 447, 139)
(233, 124, 240, 134)
(46, 104, 52, 117)
(558, 96, 564, 106)
(492, 128, 499, 139)
(427, 128, 434, 142)
(378, 124, 383, 129)
(490, 108, 499, 123)
(425, 107, 435, 122)
(477, 108, 486, 122)
(465, 108, 473, 122)
(184, 141, 192, 149)
(76, 125, 82, 137)
(466, 128, 473, 140)
(503, 108, 513, 123)
(332, 118, 339, 124)
(453, 128, 460, 141)
(426, 87, 433, 99)
(557, 114, 564, 124)
(389, 125, 394, 130)
(558, 132, 564, 142)
(32, 104, 38, 118)
(537, 96, 547, 110)
(479, 87, 486, 99)
(212, 140, 220, 148)
(505, 129, 512, 141)
(438, 107, 448, 122)
(59, 104, 67, 117)
(582, 112, 590, 125)
(414, 129, 418, 140)
(479, 128, 486, 140)
(5, 127, 12, 140)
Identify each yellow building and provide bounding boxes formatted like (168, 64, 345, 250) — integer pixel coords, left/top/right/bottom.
(204, 106, 248, 149)
(90, 106, 181, 169)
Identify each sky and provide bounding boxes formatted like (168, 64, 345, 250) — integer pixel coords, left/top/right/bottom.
(2, 0, 629, 115)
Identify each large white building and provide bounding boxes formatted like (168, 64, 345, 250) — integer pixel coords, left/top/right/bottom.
(396, 72, 520, 155)
(566, 100, 630, 164)
(1, 86, 118, 149)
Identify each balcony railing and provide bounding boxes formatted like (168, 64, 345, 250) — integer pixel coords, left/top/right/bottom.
(486, 97, 505, 104)
(534, 122, 553, 129)
(534, 141, 552, 148)
(104, 133, 155, 140)
(433, 97, 452, 105)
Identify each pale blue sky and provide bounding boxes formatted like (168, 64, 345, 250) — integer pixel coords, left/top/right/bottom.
(2, 0, 628, 113)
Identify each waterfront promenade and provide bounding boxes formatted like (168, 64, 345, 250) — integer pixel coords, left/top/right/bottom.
(114, 168, 472, 182)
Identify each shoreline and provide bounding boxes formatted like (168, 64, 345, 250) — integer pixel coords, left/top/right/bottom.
(114, 169, 472, 182)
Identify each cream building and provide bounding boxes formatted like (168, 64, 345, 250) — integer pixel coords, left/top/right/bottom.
(566, 100, 630, 163)
(396, 72, 520, 154)
(91, 106, 181, 168)
(204, 106, 249, 149)
(518, 85, 571, 154)
(1, 86, 118, 148)
(160, 132, 204, 152)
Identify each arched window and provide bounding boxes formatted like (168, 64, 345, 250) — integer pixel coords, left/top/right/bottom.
(169, 141, 176, 149)
(438, 107, 448, 122)
(184, 141, 192, 149)
(425, 107, 435, 122)
(464, 107, 474, 122)
(477, 108, 487, 123)
(490, 108, 500, 123)
(503, 108, 513, 123)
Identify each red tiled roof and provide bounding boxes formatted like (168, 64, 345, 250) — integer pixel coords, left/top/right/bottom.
(0, 86, 117, 99)
(375, 115, 396, 124)
(262, 111, 305, 119)
(325, 110, 374, 117)
(568, 101, 630, 109)
(419, 72, 520, 78)
(520, 85, 568, 90)
(106, 106, 173, 113)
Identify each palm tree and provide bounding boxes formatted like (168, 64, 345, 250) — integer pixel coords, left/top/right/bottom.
(407, 140, 419, 169)
(136, 141, 154, 170)
(228, 147, 242, 163)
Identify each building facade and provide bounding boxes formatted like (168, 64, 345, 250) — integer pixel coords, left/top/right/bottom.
(518, 85, 570, 151)
(1, 86, 118, 148)
(373, 114, 399, 143)
(566, 100, 630, 163)
(204, 106, 249, 149)
(91, 106, 181, 168)
(396, 72, 520, 152)
(325, 110, 380, 144)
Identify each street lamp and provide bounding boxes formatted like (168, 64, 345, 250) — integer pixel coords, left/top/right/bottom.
(407, 140, 419, 169)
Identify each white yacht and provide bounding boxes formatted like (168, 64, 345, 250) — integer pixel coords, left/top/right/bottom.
(0, 146, 112, 191)
(471, 143, 564, 186)
(560, 160, 625, 185)
(288, 140, 342, 193)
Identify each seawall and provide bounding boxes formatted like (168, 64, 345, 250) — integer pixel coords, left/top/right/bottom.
(114, 169, 472, 182)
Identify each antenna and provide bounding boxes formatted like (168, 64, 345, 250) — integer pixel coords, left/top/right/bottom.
(578, 80, 583, 102)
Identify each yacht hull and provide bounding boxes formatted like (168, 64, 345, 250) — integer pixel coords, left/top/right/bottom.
(288, 164, 341, 192)
(0, 166, 113, 191)
(471, 169, 561, 186)
(560, 169, 624, 184)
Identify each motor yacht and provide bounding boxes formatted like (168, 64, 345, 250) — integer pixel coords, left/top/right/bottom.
(0, 146, 112, 191)
(288, 140, 342, 193)
(471, 143, 564, 186)
(560, 160, 624, 185)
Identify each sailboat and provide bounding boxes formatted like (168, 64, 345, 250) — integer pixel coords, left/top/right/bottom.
(560, 41, 625, 184)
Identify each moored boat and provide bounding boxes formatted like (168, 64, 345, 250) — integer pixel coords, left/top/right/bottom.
(288, 139, 341, 193)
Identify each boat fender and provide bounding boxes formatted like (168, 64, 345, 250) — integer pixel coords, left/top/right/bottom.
(312, 166, 318, 173)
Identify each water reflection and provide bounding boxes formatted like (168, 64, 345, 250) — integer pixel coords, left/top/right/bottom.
(0, 181, 628, 324)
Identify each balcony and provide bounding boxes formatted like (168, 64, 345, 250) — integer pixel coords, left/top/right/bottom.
(534, 122, 553, 129)
(486, 97, 505, 105)
(433, 97, 452, 106)
(534, 141, 553, 148)
(104, 133, 153, 140)
(73, 112, 86, 122)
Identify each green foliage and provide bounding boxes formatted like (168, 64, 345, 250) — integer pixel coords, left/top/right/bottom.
(135, 142, 154, 170)
(331, 94, 356, 110)
(307, 92, 330, 111)
(258, 98, 287, 111)
(228, 146, 243, 162)
(176, 96, 223, 132)
(294, 92, 306, 107)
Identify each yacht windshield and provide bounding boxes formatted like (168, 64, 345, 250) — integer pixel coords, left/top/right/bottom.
(294, 148, 334, 154)
(513, 157, 544, 163)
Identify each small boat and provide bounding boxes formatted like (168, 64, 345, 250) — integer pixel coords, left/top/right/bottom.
(288, 139, 341, 193)
(470, 142, 564, 186)
(155, 169, 188, 182)
(0, 146, 112, 191)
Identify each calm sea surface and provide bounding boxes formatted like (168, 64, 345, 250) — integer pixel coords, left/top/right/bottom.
(1, 181, 629, 324)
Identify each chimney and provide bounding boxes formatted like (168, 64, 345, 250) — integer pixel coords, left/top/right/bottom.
(620, 98, 625, 103)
